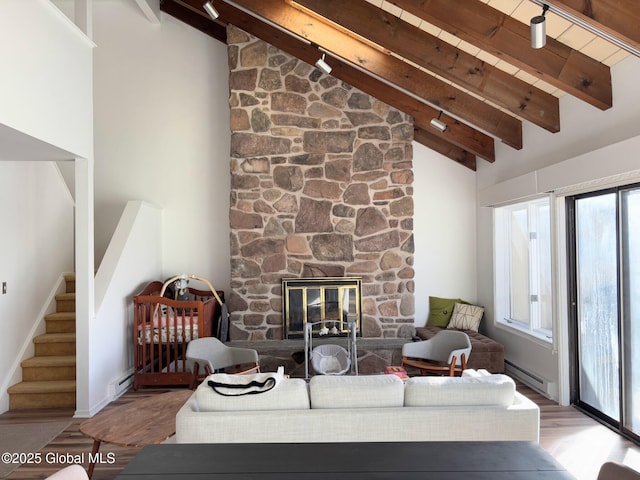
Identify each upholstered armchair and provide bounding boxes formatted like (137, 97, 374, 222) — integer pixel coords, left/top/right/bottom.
(597, 462, 640, 480)
(402, 330, 472, 376)
(186, 337, 260, 389)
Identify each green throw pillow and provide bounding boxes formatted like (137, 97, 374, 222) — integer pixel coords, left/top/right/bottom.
(427, 296, 464, 327)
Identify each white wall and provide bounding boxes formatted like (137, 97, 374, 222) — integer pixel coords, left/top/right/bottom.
(92, 0, 231, 293)
(0, 0, 92, 415)
(79, 201, 163, 416)
(0, 162, 74, 412)
(0, 0, 93, 160)
(476, 54, 640, 400)
(413, 144, 478, 326)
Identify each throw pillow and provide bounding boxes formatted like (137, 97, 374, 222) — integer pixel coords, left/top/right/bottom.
(447, 302, 484, 332)
(427, 296, 461, 327)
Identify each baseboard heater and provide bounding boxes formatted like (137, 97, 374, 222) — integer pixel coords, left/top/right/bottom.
(504, 359, 557, 399)
(108, 370, 134, 398)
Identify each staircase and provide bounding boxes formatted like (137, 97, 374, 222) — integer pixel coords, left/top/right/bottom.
(8, 274, 76, 409)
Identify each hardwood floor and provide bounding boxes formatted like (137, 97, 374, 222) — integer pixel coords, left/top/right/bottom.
(0, 389, 173, 480)
(1, 384, 639, 480)
(526, 386, 640, 480)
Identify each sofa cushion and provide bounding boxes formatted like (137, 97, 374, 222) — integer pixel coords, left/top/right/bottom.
(461, 368, 492, 377)
(310, 374, 404, 409)
(195, 374, 310, 411)
(404, 374, 515, 407)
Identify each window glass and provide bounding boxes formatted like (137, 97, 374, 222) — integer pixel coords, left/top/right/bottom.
(494, 197, 553, 341)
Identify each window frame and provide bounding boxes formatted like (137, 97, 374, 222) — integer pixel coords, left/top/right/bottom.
(494, 196, 554, 343)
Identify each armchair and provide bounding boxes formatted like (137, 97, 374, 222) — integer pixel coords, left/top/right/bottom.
(402, 330, 472, 376)
(598, 462, 640, 480)
(186, 337, 260, 389)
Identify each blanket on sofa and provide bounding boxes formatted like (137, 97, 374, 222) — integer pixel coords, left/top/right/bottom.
(207, 367, 284, 396)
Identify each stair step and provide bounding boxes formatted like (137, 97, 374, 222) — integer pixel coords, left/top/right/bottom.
(21, 356, 76, 381)
(55, 292, 75, 313)
(8, 380, 76, 394)
(45, 312, 76, 333)
(34, 333, 76, 356)
(8, 380, 76, 410)
(64, 274, 76, 294)
(11, 273, 78, 410)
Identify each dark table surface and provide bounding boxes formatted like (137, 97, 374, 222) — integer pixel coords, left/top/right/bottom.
(115, 441, 575, 479)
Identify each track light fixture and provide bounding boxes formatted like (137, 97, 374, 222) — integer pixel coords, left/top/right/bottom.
(530, 4, 549, 49)
(203, 1, 219, 20)
(430, 110, 447, 132)
(529, 0, 640, 57)
(315, 52, 332, 75)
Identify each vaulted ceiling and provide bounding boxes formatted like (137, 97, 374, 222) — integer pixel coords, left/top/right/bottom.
(160, 0, 638, 170)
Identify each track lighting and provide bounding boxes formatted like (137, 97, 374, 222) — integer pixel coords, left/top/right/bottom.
(430, 110, 447, 132)
(529, 0, 640, 57)
(530, 4, 549, 49)
(315, 53, 332, 75)
(203, 1, 219, 20)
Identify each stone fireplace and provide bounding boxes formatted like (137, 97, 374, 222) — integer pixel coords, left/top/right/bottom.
(226, 26, 415, 341)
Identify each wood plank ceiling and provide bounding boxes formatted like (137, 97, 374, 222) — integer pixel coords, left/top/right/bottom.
(160, 0, 638, 170)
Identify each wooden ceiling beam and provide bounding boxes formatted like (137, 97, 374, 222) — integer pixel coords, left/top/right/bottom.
(414, 128, 476, 171)
(545, 0, 640, 48)
(223, 0, 522, 151)
(329, 60, 495, 163)
(389, 0, 612, 111)
(175, 0, 495, 162)
(295, 0, 560, 133)
(161, 0, 227, 42)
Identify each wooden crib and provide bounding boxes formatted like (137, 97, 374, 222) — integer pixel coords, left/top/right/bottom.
(133, 280, 224, 389)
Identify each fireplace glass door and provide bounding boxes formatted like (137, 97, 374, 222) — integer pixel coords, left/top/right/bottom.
(283, 277, 362, 338)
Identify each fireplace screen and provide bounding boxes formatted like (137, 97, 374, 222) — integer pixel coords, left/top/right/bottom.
(283, 277, 362, 338)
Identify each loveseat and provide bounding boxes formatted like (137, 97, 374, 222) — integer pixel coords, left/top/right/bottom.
(175, 370, 539, 444)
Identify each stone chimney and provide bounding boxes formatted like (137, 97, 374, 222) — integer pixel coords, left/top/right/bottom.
(226, 26, 415, 341)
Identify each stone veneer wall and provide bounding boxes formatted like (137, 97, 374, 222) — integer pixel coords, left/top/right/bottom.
(226, 26, 415, 341)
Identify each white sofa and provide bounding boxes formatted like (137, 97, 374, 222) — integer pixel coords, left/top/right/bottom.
(175, 369, 540, 444)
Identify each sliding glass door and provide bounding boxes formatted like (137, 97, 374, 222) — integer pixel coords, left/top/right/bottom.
(622, 187, 640, 434)
(568, 183, 640, 439)
(573, 192, 619, 421)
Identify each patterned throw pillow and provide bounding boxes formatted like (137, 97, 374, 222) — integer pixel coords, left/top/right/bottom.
(447, 302, 484, 332)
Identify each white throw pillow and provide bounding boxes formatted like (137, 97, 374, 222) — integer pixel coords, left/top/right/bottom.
(447, 302, 484, 332)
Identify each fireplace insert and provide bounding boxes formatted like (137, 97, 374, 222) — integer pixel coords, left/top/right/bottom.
(282, 277, 362, 339)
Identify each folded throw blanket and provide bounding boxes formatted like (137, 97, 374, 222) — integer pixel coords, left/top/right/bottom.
(207, 367, 284, 396)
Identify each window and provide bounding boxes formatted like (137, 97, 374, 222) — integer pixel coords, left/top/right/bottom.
(494, 197, 553, 342)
